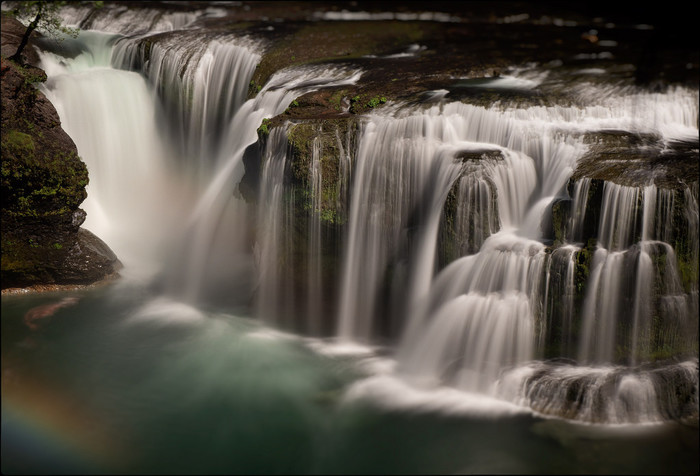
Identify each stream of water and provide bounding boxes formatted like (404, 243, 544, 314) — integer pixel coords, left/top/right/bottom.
(2, 5, 698, 474)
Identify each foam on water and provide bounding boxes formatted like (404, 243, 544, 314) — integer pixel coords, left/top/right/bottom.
(342, 374, 531, 418)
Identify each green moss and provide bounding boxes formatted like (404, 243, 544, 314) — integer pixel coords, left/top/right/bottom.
(1, 145, 88, 219)
(249, 79, 263, 97)
(287, 120, 357, 226)
(348, 95, 361, 114)
(648, 344, 677, 362)
(1, 58, 100, 288)
(13, 63, 47, 87)
(320, 208, 339, 225)
(2, 130, 35, 156)
(142, 38, 153, 62)
(328, 89, 349, 111)
(257, 118, 271, 136)
(1, 234, 71, 286)
(285, 99, 300, 114)
(574, 238, 596, 296)
(670, 184, 699, 293)
(676, 258, 696, 293)
(550, 199, 570, 246)
(366, 96, 387, 108)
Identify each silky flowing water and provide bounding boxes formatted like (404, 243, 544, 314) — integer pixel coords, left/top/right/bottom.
(2, 288, 698, 474)
(2, 4, 698, 475)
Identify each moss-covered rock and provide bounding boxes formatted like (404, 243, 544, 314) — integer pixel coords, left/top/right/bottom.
(286, 118, 359, 226)
(549, 198, 571, 246)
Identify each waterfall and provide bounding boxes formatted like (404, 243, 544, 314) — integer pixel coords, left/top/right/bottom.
(332, 102, 584, 387)
(254, 120, 357, 335)
(255, 127, 294, 328)
(336, 103, 582, 344)
(336, 111, 473, 342)
(169, 65, 361, 304)
(446, 169, 500, 257)
(577, 183, 697, 365)
(29, 4, 698, 425)
(37, 31, 182, 281)
(541, 245, 579, 359)
(38, 16, 362, 305)
(496, 359, 699, 424)
(109, 32, 265, 303)
(112, 33, 262, 173)
(327, 86, 699, 421)
(567, 177, 592, 244)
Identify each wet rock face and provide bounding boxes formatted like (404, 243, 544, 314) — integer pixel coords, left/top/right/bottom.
(507, 359, 699, 424)
(1, 16, 121, 290)
(0, 13, 41, 65)
(574, 131, 699, 189)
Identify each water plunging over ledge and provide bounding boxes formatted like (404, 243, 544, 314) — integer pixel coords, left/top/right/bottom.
(2, 4, 698, 474)
(34, 23, 700, 424)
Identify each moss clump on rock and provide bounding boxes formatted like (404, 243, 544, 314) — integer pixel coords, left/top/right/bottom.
(2, 136, 88, 218)
(257, 117, 271, 136)
(550, 198, 571, 246)
(287, 119, 358, 226)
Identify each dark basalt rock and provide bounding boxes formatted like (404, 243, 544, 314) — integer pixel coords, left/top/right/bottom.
(455, 149, 504, 162)
(573, 130, 699, 189)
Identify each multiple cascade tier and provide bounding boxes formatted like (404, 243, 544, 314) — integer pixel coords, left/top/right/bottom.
(37, 4, 699, 424)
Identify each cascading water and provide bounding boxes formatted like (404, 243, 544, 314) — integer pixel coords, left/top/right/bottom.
(37, 31, 183, 281)
(333, 101, 577, 345)
(254, 120, 357, 335)
(216, 74, 698, 422)
(5, 4, 700, 475)
(40, 14, 362, 305)
(110, 30, 267, 303)
(19, 3, 698, 429)
(112, 32, 262, 173)
(441, 167, 500, 259)
(337, 109, 483, 343)
(165, 64, 361, 304)
(388, 103, 583, 391)
(331, 87, 698, 423)
(255, 127, 294, 328)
